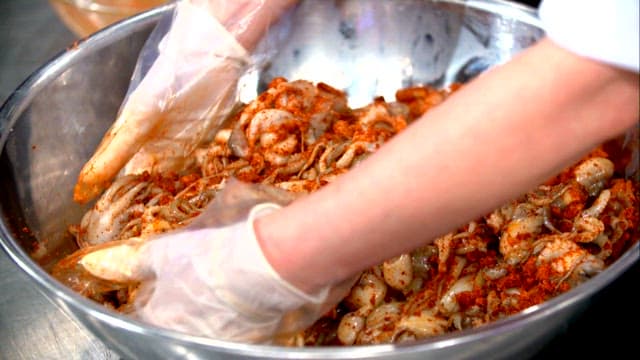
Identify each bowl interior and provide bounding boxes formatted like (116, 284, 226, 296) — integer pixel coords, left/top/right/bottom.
(1, 0, 544, 267)
(1, 1, 636, 359)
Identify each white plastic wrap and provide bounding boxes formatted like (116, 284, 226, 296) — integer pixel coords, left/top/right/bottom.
(73, 0, 297, 204)
(78, 179, 355, 343)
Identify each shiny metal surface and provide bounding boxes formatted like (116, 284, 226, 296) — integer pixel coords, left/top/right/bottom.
(245, 0, 543, 108)
(0, 1, 638, 359)
(0, 1, 118, 359)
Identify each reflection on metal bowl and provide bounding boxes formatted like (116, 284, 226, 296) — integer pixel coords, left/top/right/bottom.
(0, 1, 637, 359)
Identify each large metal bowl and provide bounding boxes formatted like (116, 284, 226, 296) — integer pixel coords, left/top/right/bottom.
(0, 1, 637, 359)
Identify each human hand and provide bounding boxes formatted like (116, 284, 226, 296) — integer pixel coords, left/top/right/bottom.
(77, 179, 351, 343)
(73, 0, 296, 204)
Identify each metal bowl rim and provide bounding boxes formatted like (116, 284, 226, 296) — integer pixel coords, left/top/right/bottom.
(0, 1, 636, 358)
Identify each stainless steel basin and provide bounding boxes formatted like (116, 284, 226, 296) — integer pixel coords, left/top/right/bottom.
(1, 1, 637, 359)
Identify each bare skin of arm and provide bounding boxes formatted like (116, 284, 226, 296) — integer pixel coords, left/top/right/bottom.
(255, 38, 639, 295)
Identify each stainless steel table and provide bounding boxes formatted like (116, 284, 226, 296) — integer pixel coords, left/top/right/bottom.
(0, 1, 119, 359)
(1, 1, 638, 359)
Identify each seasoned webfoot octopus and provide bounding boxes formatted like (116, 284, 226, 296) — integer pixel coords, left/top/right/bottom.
(52, 79, 638, 346)
(300, 148, 637, 346)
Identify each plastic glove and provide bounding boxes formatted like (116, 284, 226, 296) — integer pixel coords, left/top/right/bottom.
(77, 179, 353, 343)
(73, 0, 296, 204)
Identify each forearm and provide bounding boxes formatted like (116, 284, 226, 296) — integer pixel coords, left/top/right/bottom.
(256, 38, 639, 294)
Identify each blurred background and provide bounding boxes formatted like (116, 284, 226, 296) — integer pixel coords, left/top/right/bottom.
(0, 0, 635, 359)
(48, 0, 168, 38)
(45, 0, 541, 39)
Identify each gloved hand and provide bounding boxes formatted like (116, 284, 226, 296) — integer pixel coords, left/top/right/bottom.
(73, 0, 296, 204)
(77, 179, 353, 343)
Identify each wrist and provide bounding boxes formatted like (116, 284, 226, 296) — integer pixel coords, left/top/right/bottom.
(254, 208, 321, 295)
(250, 203, 330, 299)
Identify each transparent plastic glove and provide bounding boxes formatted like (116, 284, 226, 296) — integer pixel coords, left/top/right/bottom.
(78, 179, 353, 343)
(73, 0, 296, 204)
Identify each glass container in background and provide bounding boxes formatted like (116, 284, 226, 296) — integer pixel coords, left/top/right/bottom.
(49, 0, 168, 38)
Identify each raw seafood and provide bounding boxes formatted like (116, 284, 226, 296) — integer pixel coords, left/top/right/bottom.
(52, 78, 639, 345)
